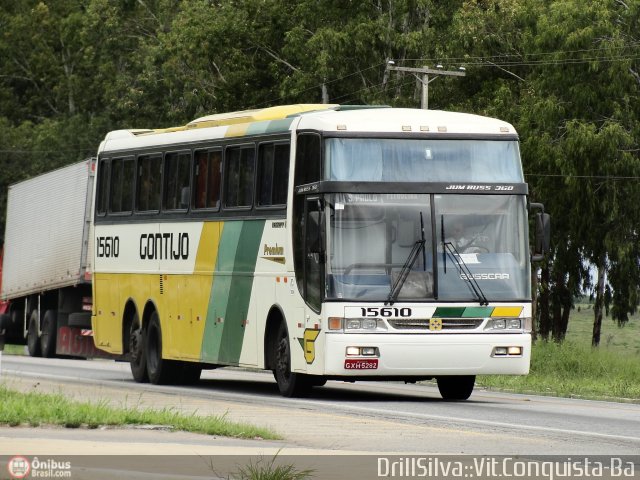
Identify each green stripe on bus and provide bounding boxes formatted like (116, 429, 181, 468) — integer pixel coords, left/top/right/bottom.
(433, 307, 495, 318)
(461, 307, 494, 317)
(200, 220, 265, 364)
(245, 118, 294, 136)
(433, 307, 466, 318)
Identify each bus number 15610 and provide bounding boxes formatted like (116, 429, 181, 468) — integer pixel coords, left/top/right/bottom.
(360, 307, 412, 318)
(96, 236, 120, 258)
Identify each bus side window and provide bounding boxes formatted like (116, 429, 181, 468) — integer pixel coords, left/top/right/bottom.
(109, 157, 134, 214)
(163, 151, 191, 211)
(293, 133, 322, 306)
(96, 158, 110, 216)
(224, 145, 255, 209)
(257, 142, 290, 207)
(194, 149, 222, 210)
(136, 154, 162, 212)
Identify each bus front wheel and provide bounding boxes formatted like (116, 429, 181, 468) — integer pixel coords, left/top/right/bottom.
(436, 375, 475, 401)
(273, 322, 312, 397)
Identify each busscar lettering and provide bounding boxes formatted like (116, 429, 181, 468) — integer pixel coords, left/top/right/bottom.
(460, 272, 510, 280)
(139, 233, 189, 260)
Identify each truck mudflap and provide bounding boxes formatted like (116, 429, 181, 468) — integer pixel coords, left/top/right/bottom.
(56, 326, 119, 359)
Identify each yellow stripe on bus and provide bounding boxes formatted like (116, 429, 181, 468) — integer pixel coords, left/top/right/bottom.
(194, 222, 223, 274)
(491, 306, 523, 317)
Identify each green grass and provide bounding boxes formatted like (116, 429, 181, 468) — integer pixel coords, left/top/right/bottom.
(230, 455, 314, 480)
(565, 303, 640, 355)
(1, 344, 25, 355)
(477, 305, 640, 401)
(0, 384, 280, 439)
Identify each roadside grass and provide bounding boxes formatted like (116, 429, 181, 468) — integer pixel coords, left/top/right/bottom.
(0, 384, 280, 439)
(230, 455, 314, 480)
(477, 304, 640, 401)
(1, 344, 25, 355)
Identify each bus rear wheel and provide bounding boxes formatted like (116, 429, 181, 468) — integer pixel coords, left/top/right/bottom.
(129, 312, 148, 383)
(145, 311, 177, 385)
(436, 375, 475, 401)
(273, 322, 312, 397)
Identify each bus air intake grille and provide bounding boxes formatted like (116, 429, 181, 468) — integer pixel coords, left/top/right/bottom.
(389, 318, 483, 330)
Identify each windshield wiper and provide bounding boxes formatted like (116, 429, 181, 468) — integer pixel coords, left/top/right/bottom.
(386, 212, 426, 305)
(441, 216, 489, 306)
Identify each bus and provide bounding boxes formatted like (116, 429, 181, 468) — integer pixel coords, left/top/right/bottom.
(92, 104, 549, 400)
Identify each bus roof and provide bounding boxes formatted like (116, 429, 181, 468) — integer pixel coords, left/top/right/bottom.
(99, 105, 517, 154)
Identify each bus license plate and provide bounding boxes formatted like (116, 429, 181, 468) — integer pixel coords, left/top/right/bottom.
(344, 359, 378, 370)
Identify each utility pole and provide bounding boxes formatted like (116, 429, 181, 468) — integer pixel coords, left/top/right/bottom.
(386, 63, 466, 109)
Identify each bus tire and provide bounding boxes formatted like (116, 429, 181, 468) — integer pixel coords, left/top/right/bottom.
(145, 311, 177, 385)
(436, 375, 475, 401)
(40, 309, 58, 358)
(129, 312, 148, 383)
(273, 322, 312, 397)
(27, 311, 42, 357)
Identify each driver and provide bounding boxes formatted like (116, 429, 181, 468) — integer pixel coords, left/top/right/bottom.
(446, 221, 486, 254)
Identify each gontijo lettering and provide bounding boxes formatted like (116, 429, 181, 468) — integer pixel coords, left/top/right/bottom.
(140, 232, 189, 260)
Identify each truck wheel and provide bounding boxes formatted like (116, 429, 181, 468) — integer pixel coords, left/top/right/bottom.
(437, 375, 475, 401)
(27, 311, 42, 357)
(40, 309, 58, 358)
(145, 311, 177, 385)
(273, 322, 312, 397)
(129, 313, 148, 383)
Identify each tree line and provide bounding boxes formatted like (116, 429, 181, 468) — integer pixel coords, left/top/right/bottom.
(1, 0, 638, 345)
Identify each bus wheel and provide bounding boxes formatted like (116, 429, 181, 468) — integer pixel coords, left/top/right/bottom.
(27, 311, 42, 357)
(129, 313, 148, 383)
(40, 310, 58, 358)
(273, 322, 312, 397)
(436, 375, 475, 401)
(145, 311, 177, 385)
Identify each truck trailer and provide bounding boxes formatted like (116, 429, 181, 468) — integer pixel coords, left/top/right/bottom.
(0, 159, 106, 358)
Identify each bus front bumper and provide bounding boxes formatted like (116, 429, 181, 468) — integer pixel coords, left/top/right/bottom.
(323, 332, 531, 377)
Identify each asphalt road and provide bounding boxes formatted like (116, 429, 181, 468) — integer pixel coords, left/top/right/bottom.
(2, 353, 639, 459)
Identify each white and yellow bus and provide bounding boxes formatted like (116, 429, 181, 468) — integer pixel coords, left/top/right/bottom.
(92, 104, 549, 400)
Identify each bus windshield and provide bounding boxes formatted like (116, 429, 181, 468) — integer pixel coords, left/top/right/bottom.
(326, 193, 530, 302)
(324, 138, 524, 183)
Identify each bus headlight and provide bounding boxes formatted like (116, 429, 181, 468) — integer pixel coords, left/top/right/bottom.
(337, 318, 388, 332)
(485, 318, 525, 332)
(346, 346, 379, 356)
(492, 346, 523, 356)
